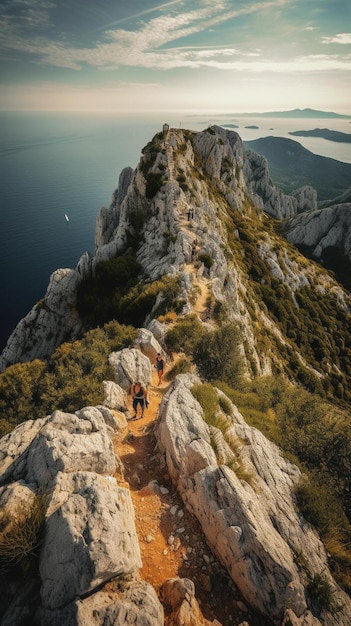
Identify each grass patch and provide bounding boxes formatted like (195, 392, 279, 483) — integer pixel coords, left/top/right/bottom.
(164, 357, 192, 381)
(0, 493, 47, 575)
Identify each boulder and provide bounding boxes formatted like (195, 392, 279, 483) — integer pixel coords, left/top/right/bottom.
(0, 418, 47, 486)
(40, 471, 142, 610)
(0, 480, 36, 517)
(26, 409, 116, 488)
(147, 319, 168, 345)
(160, 577, 221, 626)
(40, 580, 163, 626)
(103, 381, 128, 412)
(132, 328, 166, 364)
(108, 348, 152, 391)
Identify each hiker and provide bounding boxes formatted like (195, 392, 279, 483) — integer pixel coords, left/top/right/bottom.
(131, 382, 148, 419)
(155, 353, 164, 386)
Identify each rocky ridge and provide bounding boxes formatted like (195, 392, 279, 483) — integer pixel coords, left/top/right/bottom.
(1, 330, 351, 625)
(284, 203, 351, 261)
(1, 125, 350, 388)
(1, 124, 351, 624)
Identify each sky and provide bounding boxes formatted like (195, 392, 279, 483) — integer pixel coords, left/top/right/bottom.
(0, 0, 350, 115)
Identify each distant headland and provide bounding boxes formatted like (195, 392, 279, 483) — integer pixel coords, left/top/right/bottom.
(289, 128, 351, 143)
(225, 108, 351, 119)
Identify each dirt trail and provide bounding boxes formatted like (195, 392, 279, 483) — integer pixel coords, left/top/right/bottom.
(111, 275, 267, 625)
(112, 368, 260, 626)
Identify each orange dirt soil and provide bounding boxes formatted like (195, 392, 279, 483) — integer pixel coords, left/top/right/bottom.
(113, 367, 272, 626)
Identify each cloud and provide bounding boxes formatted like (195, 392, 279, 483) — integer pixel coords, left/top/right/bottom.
(322, 33, 351, 45)
(0, 0, 293, 71)
(2, 0, 350, 77)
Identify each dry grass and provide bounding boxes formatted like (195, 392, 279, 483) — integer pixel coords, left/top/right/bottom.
(0, 493, 47, 574)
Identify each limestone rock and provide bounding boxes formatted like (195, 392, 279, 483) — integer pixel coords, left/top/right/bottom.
(26, 409, 116, 488)
(243, 149, 297, 218)
(147, 319, 168, 345)
(41, 580, 164, 626)
(0, 268, 83, 371)
(291, 186, 317, 214)
(284, 202, 351, 261)
(103, 380, 129, 412)
(132, 327, 166, 364)
(0, 417, 46, 486)
(0, 480, 37, 524)
(156, 374, 351, 625)
(95, 166, 134, 248)
(282, 609, 323, 626)
(108, 348, 152, 391)
(40, 471, 141, 610)
(160, 577, 221, 626)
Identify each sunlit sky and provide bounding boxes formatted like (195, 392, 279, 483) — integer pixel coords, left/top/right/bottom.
(0, 0, 350, 114)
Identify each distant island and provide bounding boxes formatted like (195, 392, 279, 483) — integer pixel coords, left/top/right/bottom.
(229, 108, 351, 119)
(244, 125, 259, 129)
(289, 128, 351, 143)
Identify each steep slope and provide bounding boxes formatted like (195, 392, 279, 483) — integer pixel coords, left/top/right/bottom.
(1, 126, 351, 625)
(1, 125, 351, 404)
(283, 203, 351, 292)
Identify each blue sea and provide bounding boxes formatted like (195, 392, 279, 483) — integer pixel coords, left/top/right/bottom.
(1, 111, 351, 352)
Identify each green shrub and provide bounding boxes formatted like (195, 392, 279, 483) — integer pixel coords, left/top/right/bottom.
(38, 322, 137, 414)
(307, 572, 338, 614)
(191, 382, 218, 424)
(77, 255, 142, 328)
(118, 275, 182, 327)
(296, 473, 350, 537)
(193, 323, 244, 386)
(164, 357, 192, 381)
(165, 314, 205, 356)
(198, 254, 213, 270)
(0, 360, 46, 432)
(145, 172, 164, 199)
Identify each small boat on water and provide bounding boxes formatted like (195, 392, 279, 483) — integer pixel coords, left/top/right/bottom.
(64, 213, 69, 222)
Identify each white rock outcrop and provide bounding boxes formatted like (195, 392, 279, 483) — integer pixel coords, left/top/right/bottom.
(41, 580, 164, 626)
(40, 471, 141, 610)
(108, 347, 152, 391)
(0, 125, 321, 371)
(0, 268, 83, 371)
(284, 203, 351, 261)
(156, 374, 351, 626)
(0, 400, 144, 623)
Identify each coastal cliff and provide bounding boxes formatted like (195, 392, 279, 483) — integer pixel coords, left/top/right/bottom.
(1, 125, 351, 625)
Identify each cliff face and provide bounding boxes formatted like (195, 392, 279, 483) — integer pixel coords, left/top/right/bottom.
(1, 125, 349, 383)
(1, 126, 351, 625)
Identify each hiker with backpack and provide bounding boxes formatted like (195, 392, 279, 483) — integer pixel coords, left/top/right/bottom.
(131, 382, 148, 419)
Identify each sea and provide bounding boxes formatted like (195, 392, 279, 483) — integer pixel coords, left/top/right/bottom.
(1, 111, 351, 352)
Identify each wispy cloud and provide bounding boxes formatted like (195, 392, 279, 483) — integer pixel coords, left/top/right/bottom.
(322, 33, 351, 45)
(0, 0, 293, 71)
(2, 0, 350, 76)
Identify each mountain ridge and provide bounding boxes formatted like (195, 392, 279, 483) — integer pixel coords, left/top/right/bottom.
(1, 124, 351, 625)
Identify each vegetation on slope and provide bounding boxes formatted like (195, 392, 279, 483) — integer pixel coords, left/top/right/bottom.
(1, 125, 351, 598)
(0, 321, 137, 432)
(221, 206, 351, 404)
(77, 255, 183, 330)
